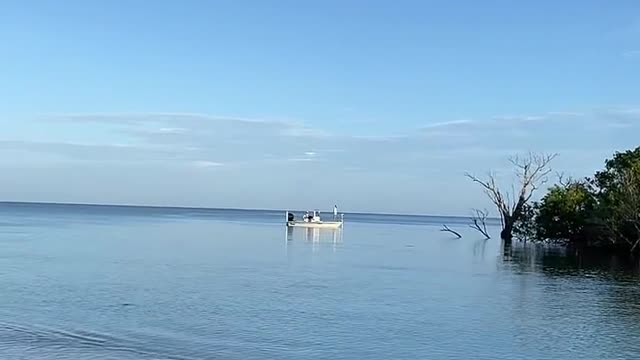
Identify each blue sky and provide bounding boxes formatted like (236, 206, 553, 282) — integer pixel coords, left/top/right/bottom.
(0, 1, 639, 214)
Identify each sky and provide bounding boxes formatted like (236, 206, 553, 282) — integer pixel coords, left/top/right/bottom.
(0, 0, 639, 215)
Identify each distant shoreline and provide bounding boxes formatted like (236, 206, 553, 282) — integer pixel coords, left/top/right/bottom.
(0, 200, 495, 221)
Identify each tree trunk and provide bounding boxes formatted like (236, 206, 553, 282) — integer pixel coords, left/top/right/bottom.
(500, 228, 513, 242)
(501, 216, 514, 242)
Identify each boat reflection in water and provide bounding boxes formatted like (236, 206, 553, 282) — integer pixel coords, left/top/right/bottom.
(285, 226, 343, 249)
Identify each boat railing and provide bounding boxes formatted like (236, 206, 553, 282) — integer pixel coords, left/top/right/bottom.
(285, 210, 344, 225)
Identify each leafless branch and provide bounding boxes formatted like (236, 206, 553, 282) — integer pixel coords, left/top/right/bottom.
(464, 172, 509, 224)
(514, 152, 557, 203)
(466, 152, 557, 240)
(440, 224, 462, 239)
(469, 208, 491, 239)
(555, 171, 574, 188)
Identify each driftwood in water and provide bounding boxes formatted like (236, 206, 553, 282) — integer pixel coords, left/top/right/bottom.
(469, 208, 491, 239)
(440, 224, 462, 238)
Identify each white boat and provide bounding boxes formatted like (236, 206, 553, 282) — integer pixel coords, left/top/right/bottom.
(286, 209, 344, 229)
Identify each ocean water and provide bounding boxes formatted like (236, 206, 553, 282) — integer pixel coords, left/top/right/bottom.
(0, 202, 639, 359)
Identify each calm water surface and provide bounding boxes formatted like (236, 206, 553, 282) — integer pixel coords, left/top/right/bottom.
(0, 203, 639, 359)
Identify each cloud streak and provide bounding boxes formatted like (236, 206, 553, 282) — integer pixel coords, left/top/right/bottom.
(191, 160, 224, 168)
(2, 107, 638, 214)
(17, 108, 640, 168)
(17, 107, 640, 175)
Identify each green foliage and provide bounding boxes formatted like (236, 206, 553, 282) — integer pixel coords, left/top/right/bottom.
(593, 149, 640, 249)
(534, 181, 597, 243)
(529, 146, 640, 252)
(513, 203, 536, 241)
(594, 147, 640, 193)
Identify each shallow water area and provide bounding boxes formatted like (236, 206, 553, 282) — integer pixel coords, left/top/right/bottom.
(0, 203, 638, 359)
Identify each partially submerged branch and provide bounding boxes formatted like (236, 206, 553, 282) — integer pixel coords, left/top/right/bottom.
(440, 224, 462, 239)
(469, 208, 491, 239)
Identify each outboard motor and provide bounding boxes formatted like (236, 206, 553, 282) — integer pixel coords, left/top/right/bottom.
(287, 212, 295, 222)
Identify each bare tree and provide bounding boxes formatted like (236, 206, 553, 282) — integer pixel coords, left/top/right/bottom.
(440, 224, 462, 238)
(465, 152, 557, 242)
(469, 208, 491, 239)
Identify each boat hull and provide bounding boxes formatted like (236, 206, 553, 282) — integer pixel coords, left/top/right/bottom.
(287, 221, 343, 229)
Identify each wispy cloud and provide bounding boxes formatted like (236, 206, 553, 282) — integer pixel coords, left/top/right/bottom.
(546, 111, 584, 117)
(191, 160, 224, 168)
(3, 107, 638, 214)
(623, 50, 640, 59)
(420, 119, 472, 129)
(492, 115, 546, 122)
(45, 112, 275, 125)
(16, 108, 640, 174)
(51, 112, 326, 132)
(419, 112, 573, 136)
(0, 140, 181, 163)
(279, 126, 331, 138)
(156, 127, 188, 134)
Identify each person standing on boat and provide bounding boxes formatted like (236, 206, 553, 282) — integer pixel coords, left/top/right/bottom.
(333, 205, 338, 220)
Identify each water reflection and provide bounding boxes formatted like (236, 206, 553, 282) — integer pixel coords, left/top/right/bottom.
(501, 241, 640, 279)
(285, 227, 343, 252)
(472, 238, 488, 260)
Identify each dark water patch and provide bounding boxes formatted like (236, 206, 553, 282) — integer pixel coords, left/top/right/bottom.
(503, 242, 640, 280)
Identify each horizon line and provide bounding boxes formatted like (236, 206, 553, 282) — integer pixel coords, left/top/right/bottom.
(0, 200, 489, 220)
